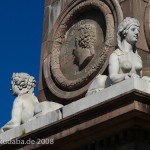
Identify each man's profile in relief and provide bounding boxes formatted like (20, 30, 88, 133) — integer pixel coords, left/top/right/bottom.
(73, 23, 96, 70)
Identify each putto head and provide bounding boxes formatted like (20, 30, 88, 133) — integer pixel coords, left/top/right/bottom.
(11, 72, 36, 96)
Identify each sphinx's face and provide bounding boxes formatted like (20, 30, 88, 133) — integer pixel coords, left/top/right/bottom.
(125, 25, 140, 45)
(10, 80, 20, 96)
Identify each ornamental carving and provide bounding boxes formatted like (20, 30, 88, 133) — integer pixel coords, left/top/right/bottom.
(43, 0, 123, 101)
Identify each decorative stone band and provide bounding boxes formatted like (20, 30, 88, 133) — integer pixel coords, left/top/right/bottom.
(43, 0, 123, 100)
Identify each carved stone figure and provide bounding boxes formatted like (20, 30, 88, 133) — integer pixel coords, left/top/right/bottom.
(86, 17, 148, 96)
(1, 73, 38, 131)
(1, 73, 63, 132)
(73, 23, 96, 70)
(109, 17, 142, 84)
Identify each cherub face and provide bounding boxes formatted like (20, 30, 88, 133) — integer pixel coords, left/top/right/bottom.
(10, 80, 20, 96)
(125, 25, 140, 45)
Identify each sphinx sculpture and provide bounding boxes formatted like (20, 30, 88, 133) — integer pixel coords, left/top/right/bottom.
(1, 73, 63, 132)
(86, 17, 149, 96)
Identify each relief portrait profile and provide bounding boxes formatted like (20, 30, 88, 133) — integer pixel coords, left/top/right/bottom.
(73, 23, 97, 70)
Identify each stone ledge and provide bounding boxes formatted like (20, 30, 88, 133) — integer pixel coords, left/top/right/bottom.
(63, 78, 150, 118)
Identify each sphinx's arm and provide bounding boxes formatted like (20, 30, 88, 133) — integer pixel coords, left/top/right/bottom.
(2, 97, 22, 131)
(109, 53, 127, 84)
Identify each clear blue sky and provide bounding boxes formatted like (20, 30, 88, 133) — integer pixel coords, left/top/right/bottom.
(0, 1, 44, 127)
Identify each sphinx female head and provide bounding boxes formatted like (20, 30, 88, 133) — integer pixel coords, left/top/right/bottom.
(11, 73, 36, 96)
(117, 17, 140, 51)
(73, 23, 96, 70)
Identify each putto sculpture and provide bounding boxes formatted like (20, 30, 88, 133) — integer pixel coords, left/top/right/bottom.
(73, 23, 96, 70)
(1, 73, 38, 131)
(86, 17, 148, 96)
(1, 73, 63, 132)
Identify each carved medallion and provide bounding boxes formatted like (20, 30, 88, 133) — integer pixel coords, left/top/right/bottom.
(57, 19, 105, 90)
(43, 0, 123, 101)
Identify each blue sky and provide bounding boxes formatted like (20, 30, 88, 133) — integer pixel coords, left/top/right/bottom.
(0, 1, 44, 127)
